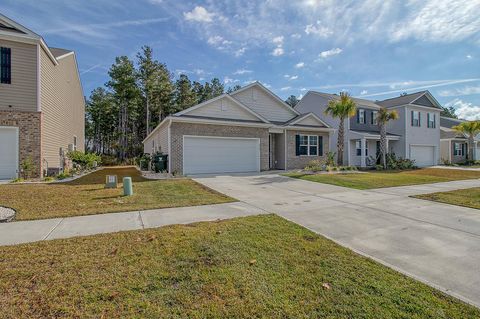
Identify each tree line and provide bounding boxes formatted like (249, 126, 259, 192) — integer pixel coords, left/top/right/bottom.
(85, 45, 242, 161)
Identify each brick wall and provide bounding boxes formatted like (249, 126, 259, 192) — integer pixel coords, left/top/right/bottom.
(170, 122, 269, 175)
(286, 130, 330, 169)
(0, 110, 42, 178)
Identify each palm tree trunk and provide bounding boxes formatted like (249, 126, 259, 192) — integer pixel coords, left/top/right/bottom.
(468, 135, 475, 161)
(337, 117, 345, 166)
(380, 123, 387, 169)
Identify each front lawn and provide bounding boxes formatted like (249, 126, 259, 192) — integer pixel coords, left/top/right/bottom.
(414, 187, 480, 210)
(1, 215, 478, 318)
(285, 168, 480, 190)
(0, 167, 233, 221)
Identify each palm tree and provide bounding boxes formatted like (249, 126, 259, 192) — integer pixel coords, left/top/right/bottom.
(453, 121, 480, 161)
(377, 108, 399, 169)
(325, 92, 357, 166)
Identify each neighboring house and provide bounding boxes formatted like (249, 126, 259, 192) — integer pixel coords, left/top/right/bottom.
(0, 14, 84, 179)
(143, 82, 333, 175)
(296, 90, 442, 167)
(440, 117, 480, 164)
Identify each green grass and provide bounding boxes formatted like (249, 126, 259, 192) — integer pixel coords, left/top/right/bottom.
(0, 215, 478, 318)
(0, 167, 234, 221)
(285, 168, 480, 190)
(414, 187, 480, 210)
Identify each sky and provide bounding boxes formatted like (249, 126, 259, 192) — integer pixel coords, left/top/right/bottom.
(2, 0, 480, 120)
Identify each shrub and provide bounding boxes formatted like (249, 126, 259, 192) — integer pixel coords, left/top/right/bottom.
(100, 155, 118, 166)
(20, 157, 35, 179)
(68, 151, 101, 169)
(386, 153, 416, 170)
(441, 158, 452, 166)
(56, 171, 72, 180)
(10, 177, 25, 183)
(43, 176, 54, 182)
(326, 151, 336, 167)
(304, 159, 325, 172)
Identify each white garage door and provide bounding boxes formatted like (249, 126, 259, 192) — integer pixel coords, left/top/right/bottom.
(0, 127, 19, 179)
(183, 136, 260, 175)
(410, 145, 435, 167)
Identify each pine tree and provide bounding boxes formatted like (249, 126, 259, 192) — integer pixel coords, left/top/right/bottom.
(173, 74, 197, 112)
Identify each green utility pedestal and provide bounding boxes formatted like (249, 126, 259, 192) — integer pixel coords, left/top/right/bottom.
(123, 177, 133, 196)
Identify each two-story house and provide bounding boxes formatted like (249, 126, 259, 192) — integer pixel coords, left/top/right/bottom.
(0, 14, 84, 179)
(296, 91, 442, 167)
(440, 117, 480, 164)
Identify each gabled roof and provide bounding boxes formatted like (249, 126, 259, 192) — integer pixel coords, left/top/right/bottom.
(0, 13, 59, 65)
(440, 116, 465, 128)
(49, 47, 74, 59)
(377, 90, 441, 109)
(283, 112, 330, 128)
(230, 81, 300, 116)
(309, 91, 382, 109)
(175, 93, 270, 123)
(440, 127, 467, 140)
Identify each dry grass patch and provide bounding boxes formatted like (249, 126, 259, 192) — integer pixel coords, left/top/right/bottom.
(414, 187, 480, 210)
(0, 167, 233, 221)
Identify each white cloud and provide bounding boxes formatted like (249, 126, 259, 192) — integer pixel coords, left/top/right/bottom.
(445, 99, 480, 120)
(438, 85, 480, 97)
(272, 35, 284, 44)
(300, 87, 307, 91)
(467, 55, 473, 59)
(318, 48, 343, 58)
(271, 47, 284, 56)
(223, 76, 239, 84)
(207, 35, 224, 45)
(295, 62, 305, 68)
(234, 47, 246, 57)
(291, 33, 302, 39)
(233, 69, 252, 75)
(360, 90, 368, 95)
(304, 21, 333, 38)
(288, 75, 298, 80)
(280, 86, 291, 91)
(184, 6, 214, 22)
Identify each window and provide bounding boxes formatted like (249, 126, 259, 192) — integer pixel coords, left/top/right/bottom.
(427, 113, 436, 128)
(372, 111, 378, 125)
(356, 140, 368, 156)
(296, 134, 320, 156)
(73, 136, 77, 151)
(357, 109, 366, 124)
(0, 47, 11, 84)
(454, 143, 465, 156)
(411, 110, 420, 127)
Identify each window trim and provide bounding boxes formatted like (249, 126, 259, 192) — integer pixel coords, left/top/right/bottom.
(372, 111, 378, 125)
(298, 134, 318, 156)
(357, 109, 366, 124)
(411, 110, 420, 127)
(427, 112, 436, 128)
(355, 140, 368, 157)
(454, 142, 465, 156)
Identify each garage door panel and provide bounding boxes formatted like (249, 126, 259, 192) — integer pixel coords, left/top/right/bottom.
(0, 127, 18, 179)
(411, 145, 435, 167)
(184, 136, 260, 175)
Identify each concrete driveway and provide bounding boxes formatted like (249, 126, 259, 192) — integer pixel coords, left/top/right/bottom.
(194, 173, 480, 308)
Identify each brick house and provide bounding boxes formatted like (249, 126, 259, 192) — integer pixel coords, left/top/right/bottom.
(0, 14, 84, 179)
(143, 82, 333, 175)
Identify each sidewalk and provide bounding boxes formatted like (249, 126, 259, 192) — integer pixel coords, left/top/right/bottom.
(0, 202, 267, 246)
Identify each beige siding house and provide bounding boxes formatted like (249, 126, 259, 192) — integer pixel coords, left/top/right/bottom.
(0, 14, 84, 179)
(143, 82, 333, 175)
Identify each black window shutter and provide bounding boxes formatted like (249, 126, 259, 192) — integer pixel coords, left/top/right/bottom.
(411, 111, 414, 126)
(357, 110, 360, 123)
(462, 143, 466, 156)
(318, 136, 323, 156)
(1, 47, 11, 84)
(295, 134, 300, 156)
(371, 111, 374, 124)
(419, 112, 421, 127)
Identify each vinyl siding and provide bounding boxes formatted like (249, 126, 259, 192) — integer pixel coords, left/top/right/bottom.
(40, 49, 85, 169)
(295, 116, 324, 126)
(0, 39, 37, 111)
(187, 96, 260, 121)
(144, 122, 169, 154)
(231, 86, 297, 122)
(440, 140, 450, 163)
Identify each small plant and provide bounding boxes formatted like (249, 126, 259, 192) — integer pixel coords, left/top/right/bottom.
(68, 151, 102, 169)
(304, 159, 325, 172)
(10, 177, 25, 183)
(386, 153, 416, 170)
(43, 176, 54, 182)
(20, 157, 35, 179)
(375, 164, 384, 171)
(56, 170, 72, 180)
(441, 158, 452, 166)
(326, 151, 336, 167)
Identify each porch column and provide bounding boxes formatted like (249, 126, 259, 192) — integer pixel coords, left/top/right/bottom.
(360, 138, 367, 168)
(386, 139, 389, 154)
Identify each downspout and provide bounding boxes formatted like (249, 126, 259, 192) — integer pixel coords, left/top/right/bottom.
(167, 119, 172, 173)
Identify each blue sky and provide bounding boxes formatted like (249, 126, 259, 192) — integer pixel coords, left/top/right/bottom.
(2, 0, 480, 119)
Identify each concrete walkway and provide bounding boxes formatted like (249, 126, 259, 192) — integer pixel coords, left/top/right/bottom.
(194, 174, 480, 308)
(0, 202, 266, 246)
